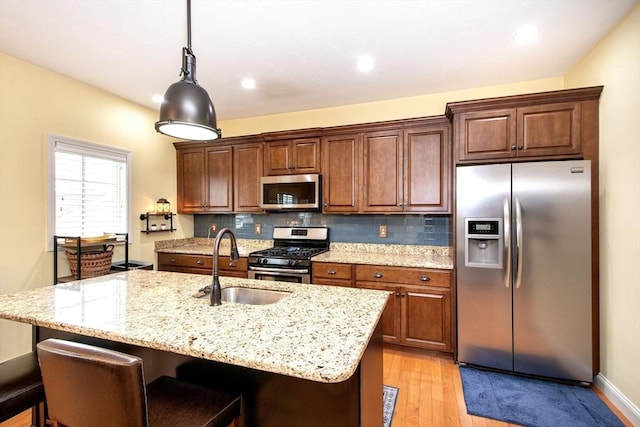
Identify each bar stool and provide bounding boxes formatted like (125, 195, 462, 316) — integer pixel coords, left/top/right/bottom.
(0, 352, 44, 425)
(36, 339, 240, 427)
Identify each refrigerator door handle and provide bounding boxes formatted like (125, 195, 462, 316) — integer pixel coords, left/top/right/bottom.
(515, 197, 524, 288)
(503, 198, 511, 288)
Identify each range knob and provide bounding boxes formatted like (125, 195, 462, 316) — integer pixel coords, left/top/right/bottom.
(288, 259, 299, 266)
(260, 258, 269, 264)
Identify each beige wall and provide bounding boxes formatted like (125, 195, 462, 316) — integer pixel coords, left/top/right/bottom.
(565, 3, 640, 409)
(0, 53, 194, 360)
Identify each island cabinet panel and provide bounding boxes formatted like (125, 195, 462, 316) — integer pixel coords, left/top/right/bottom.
(321, 133, 361, 213)
(157, 253, 248, 278)
(264, 137, 321, 176)
(312, 262, 354, 287)
(446, 87, 603, 164)
(356, 265, 453, 352)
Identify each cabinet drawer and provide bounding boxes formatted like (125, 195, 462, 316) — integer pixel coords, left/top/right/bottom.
(355, 265, 450, 288)
(313, 262, 353, 280)
(158, 253, 212, 269)
(218, 256, 248, 272)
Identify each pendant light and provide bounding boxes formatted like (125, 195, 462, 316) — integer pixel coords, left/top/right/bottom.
(155, 0, 221, 141)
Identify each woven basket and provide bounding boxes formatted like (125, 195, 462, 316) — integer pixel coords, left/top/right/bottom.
(65, 245, 114, 279)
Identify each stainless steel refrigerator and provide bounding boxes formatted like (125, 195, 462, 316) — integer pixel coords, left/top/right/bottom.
(456, 160, 592, 383)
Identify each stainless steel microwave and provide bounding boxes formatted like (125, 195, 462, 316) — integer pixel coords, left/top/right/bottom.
(260, 174, 321, 211)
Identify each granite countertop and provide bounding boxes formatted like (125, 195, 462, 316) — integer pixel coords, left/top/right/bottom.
(155, 237, 272, 257)
(314, 243, 454, 270)
(155, 238, 454, 270)
(0, 270, 388, 383)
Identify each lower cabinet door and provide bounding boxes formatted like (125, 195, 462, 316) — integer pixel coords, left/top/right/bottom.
(401, 287, 451, 351)
(357, 282, 401, 344)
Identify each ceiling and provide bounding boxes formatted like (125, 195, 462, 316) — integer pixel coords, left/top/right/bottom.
(0, 0, 636, 121)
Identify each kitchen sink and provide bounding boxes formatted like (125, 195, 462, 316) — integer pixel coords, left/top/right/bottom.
(221, 287, 291, 305)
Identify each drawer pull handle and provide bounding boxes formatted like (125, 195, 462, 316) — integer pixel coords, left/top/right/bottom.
(170, 258, 176, 263)
(328, 269, 337, 275)
(420, 275, 430, 282)
(373, 272, 383, 279)
(196, 259, 204, 265)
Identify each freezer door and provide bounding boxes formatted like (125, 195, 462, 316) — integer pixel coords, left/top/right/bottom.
(456, 164, 513, 371)
(512, 160, 592, 382)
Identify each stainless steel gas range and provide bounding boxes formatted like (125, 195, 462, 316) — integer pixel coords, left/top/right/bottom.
(248, 226, 329, 283)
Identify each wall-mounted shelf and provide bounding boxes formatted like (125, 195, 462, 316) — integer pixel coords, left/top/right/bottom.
(140, 212, 176, 234)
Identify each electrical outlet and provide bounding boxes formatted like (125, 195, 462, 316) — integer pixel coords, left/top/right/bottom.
(379, 225, 388, 238)
(254, 223, 262, 235)
(210, 223, 218, 233)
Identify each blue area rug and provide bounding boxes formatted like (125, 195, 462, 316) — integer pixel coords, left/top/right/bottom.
(459, 366, 624, 427)
(383, 384, 398, 427)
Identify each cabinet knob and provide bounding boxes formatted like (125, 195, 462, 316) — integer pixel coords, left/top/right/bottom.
(518, 145, 524, 150)
(420, 275, 430, 282)
(373, 272, 383, 279)
(324, 203, 328, 207)
(511, 145, 517, 151)
(170, 258, 176, 263)
(196, 259, 204, 265)
(400, 292, 406, 298)
(395, 292, 401, 297)
(328, 269, 337, 275)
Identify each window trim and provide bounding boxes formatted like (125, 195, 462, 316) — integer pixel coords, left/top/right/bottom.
(47, 134, 133, 251)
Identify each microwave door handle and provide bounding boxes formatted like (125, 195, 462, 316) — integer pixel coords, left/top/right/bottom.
(503, 198, 511, 288)
(515, 197, 524, 289)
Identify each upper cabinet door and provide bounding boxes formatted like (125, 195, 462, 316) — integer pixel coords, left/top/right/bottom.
(456, 109, 518, 162)
(322, 133, 360, 213)
(517, 102, 581, 158)
(404, 125, 451, 213)
(233, 143, 263, 212)
(362, 129, 404, 212)
(176, 148, 206, 213)
(264, 138, 321, 175)
(204, 146, 233, 212)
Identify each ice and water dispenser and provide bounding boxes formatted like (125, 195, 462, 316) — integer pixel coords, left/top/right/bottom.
(464, 218, 503, 269)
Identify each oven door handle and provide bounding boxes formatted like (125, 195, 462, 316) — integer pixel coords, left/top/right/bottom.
(248, 266, 309, 275)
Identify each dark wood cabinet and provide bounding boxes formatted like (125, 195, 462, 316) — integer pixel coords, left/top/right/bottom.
(361, 119, 451, 213)
(264, 138, 321, 175)
(355, 265, 453, 352)
(312, 262, 354, 287)
(446, 87, 601, 164)
(176, 145, 232, 213)
(175, 138, 263, 214)
(321, 133, 361, 213)
(157, 253, 248, 278)
(233, 142, 263, 212)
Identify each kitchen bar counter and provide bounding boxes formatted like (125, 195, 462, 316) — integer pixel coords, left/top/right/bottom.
(0, 270, 387, 383)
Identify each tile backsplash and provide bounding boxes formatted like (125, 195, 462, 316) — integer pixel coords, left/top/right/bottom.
(194, 213, 451, 246)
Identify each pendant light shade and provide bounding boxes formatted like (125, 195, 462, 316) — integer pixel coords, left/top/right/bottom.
(155, 0, 221, 141)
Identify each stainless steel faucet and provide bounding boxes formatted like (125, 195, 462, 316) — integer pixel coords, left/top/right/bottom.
(210, 228, 240, 306)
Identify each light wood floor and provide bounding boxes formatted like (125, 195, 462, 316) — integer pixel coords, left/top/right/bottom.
(2, 346, 631, 427)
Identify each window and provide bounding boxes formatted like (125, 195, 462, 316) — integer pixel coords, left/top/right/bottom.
(47, 135, 132, 249)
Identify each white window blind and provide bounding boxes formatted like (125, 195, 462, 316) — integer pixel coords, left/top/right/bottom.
(47, 135, 132, 248)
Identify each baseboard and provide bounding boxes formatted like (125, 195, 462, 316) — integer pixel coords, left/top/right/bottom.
(594, 373, 640, 426)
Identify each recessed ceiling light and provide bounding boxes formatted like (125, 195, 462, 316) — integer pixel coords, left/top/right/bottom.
(514, 25, 538, 45)
(241, 78, 257, 89)
(357, 55, 375, 72)
(152, 94, 164, 103)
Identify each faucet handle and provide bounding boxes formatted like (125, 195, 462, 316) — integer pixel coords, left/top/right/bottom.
(230, 247, 240, 262)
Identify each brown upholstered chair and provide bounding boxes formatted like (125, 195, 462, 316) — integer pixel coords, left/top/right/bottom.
(36, 339, 240, 427)
(0, 352, 44, 425)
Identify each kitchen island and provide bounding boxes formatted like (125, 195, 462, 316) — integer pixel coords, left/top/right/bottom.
(0, 270, 389, 426)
